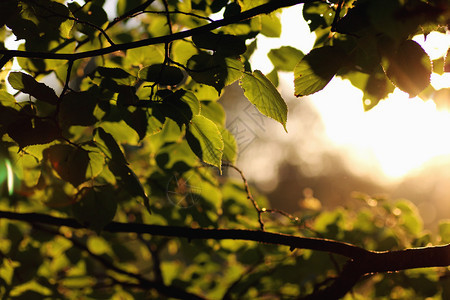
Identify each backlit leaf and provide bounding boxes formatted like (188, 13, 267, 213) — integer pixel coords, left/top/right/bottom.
(268, 46, 304, 72)
(240, 70, 287, 131)
(186, 115, 224, 170)
(260, 14, 282, 38)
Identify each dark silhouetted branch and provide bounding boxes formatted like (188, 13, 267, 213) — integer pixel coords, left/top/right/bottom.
(0, 0, 317, 61)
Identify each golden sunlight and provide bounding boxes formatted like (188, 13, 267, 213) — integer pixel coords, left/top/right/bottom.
(251, 5, 450, 182)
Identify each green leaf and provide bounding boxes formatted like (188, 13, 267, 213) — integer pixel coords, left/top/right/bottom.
(87, 236, 112, 256)
(260, 14, 282, 38)
(385, 40, 431, 97)
(94, 127, 128, 165)
(394, 200, 423, 235)
(266, 68, 279, 86)
(240, 70, 287, 131)
(43, 144, 91, 187)
(294, 46, 346, 97)
(221, 127, 238, 163)
(72, 186, 117, 232)
(438, 220, 450, 244)
(138, 64, 184, 86)
(192, 32, 247, 57)
(125, 45, 165, 68)
(8, 72, 58, 105)
(200, 100, 225, 126)
(268, 46, 304, 72)
(186, 115, 224, 170)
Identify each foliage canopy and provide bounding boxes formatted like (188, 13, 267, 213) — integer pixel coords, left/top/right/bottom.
(0, 0, 449, 299)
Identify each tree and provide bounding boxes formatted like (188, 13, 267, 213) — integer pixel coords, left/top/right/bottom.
(0, 0, 449, 298)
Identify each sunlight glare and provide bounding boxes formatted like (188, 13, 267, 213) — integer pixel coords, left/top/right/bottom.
(251, 5, 450, 181)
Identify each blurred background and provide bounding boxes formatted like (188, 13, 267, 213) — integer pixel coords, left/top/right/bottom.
(220, 5, 450, 230)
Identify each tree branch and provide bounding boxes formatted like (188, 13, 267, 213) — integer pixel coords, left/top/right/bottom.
(0, 0, 316, 61)
(1, 210, 450, 299)
(0, 210, 368, 259)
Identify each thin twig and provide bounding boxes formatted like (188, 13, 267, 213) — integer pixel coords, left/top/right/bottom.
(222, 162, 265, 230)
(60, 60, 74, 98)
(331, 0, 343, 32)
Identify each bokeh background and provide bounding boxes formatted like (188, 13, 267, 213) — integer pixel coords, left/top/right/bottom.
(219, 5, 450, 230)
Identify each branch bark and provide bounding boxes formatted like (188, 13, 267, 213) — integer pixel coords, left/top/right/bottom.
(0, 210, 368, 258)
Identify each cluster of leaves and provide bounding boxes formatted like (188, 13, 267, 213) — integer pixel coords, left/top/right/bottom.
(0, 0, 448, 299)
(294, 0, 450, 110)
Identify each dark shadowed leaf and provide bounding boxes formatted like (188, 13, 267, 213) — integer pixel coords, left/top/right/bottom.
(109, 161, 151, 214)
(7, 106, 60, 147)
(72, 186, 117, 232)
(385, 40, 431, 97)
(154, 89, 200, 127)
(44, 144, 90, 187)
(210, 0, 228, 13)
(187, 53, 243, 93)
(8, 72, 58, 105)
(192, 32, 246, 57)
(303, 2, 334, 32)
(138, 64, 184, 86)
(445, 48, 450, 72)
(94, 127, 128, 165)
(0, 0, 20, 28)
(59, 91, 98, 129)
(294, 46, 346, 96)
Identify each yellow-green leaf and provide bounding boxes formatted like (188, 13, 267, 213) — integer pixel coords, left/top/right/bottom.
(187, 115, 224, 171)
(240, 70, 287, 131)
